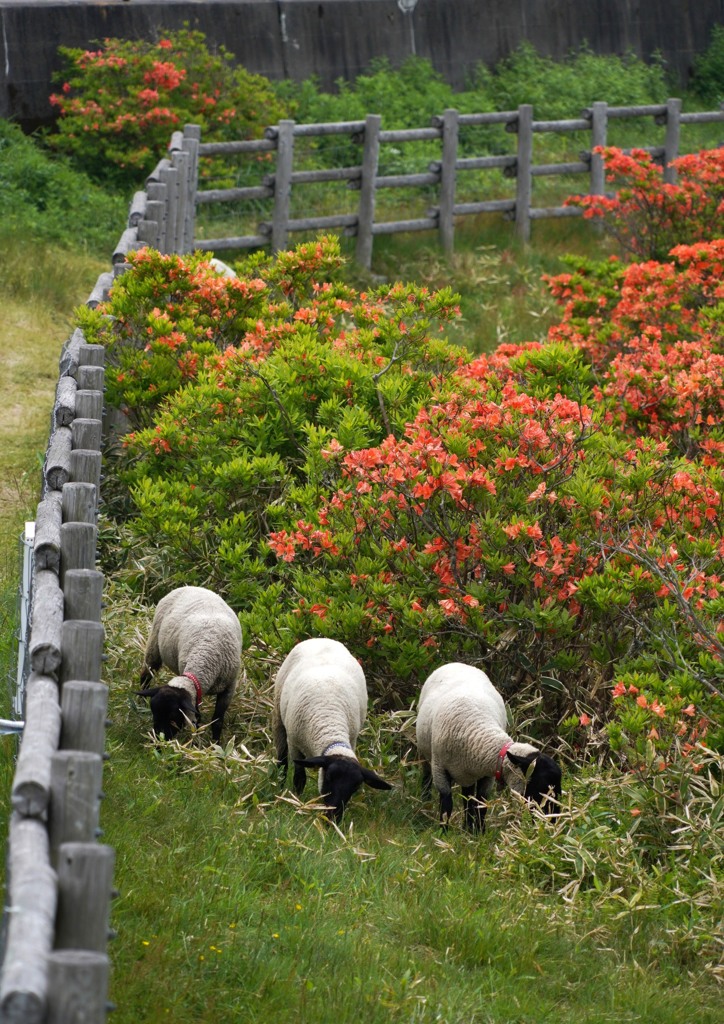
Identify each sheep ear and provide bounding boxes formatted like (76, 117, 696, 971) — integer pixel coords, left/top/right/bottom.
(135, 687, 160, 699)
(294, 756, 331, 770)
(506, 751, 537, 779)
(361, 767, 393, 791)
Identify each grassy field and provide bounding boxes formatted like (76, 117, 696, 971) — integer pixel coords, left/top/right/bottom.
(0, 232, 107, 711)
(101, 586, 722, 1023)
(1, 217, 721, 1024)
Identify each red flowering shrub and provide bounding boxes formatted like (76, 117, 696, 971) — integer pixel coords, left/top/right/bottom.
(565, 146, 724, 260)
(49, 29, 285, 187)
(546, 240, 724, 459)
(87, 150, 724, 752)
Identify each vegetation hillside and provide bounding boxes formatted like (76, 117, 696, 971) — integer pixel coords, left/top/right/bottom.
(2, 33, 723, 1024)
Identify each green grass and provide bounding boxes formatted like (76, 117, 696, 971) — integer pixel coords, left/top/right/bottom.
(1, 115, 722, 1023)
(99, 588, 723, 1024)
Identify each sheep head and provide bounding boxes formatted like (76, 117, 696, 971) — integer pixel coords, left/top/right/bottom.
(135, 685, 199, 741)
(294, 755, 392, 822)
(506, 750, 562, 819)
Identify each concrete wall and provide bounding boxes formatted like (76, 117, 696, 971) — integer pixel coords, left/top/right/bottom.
(1, 0, 723, 127)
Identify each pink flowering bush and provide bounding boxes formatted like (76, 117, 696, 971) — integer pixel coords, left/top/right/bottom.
(565, 146, 724, 260)
(50, 29, 285, 187)
(85, 152, 723, 764)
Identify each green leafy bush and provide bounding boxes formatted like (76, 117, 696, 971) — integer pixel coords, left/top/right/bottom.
(49, 29, 285, 188)
(565, 146, 724, 259)
(486, 42, 668, 120)
(88, 229, 723, 755)
(690, 24, 724, 105)
(0, 119, 124, 250)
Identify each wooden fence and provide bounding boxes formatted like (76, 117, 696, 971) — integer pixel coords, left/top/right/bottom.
(0, 330, 113, 1022)
(121, 101, 723, 269)
(189, 98, 724, 266)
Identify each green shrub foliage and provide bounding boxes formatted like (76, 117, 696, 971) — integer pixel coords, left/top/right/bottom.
(87, 150, 723, 765)
(0, 120, 124, 250)
(50, 29, 285, 187)
(690, 24, 724, 105)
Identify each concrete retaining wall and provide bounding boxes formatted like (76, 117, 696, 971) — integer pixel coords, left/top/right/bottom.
(1, 0, 723, 128)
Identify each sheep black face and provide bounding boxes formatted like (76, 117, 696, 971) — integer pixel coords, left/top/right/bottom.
(136, 686, 198, 741)
(507, 751, 562, 819)
(294, 755, 392, 822)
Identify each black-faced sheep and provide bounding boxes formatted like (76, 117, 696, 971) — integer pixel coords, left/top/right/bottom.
(416, 662, 561, 830)
(273, 637, 392, 821)
(136, 586, 242, 742)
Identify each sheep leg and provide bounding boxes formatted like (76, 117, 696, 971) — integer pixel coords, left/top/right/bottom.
(432, 762, 454, 828)
(463, 777, 493, 832)
(139, 629, 162, 687)
(292, 761, 307, 796)
(272, 707, 289, 785)
(461, 785, 477, 831)
(210, 689, 232, 743)
(421, 759, 432, 799)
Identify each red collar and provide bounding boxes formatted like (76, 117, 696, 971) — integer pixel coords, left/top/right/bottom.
(495, 740, 514, 788)
(183, 672, 203, 708)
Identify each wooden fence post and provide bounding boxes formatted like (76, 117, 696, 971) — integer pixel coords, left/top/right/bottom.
(590, 101, 608, 196)
(515, 104, 533, 243)
(71, 418, 102, 453)
(77, 343, 104, 369)
(74, 390, 103, 421)
(146, 181, 168, 252)
(62, 482, 98, 525)
(60, 522, 98, 584)
(664, 97, 682, 183)
(182, 124, 201, 252)
(63, 569, 103, 623)
(45, 950, 110, 1024)
(70, 450, 102, 492)
(171, 148, 189, 255)
(0, 815, 57, 1024)
(60, 681, 108, 756)
(160, 162, 179, 254)
(272, 120, 295, 252)
(54, 843, 115, 952)
(438, 108, 459, 255)
(355, 114, 381, 269)
(49, 750, 103, 858)
(59, 620, 104, 685)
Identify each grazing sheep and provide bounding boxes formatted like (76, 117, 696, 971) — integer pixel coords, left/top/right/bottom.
(273, 638, 392, 821)
(136, 586, 242, 742)
(208, 257, 236, 279)
(416, 662, 561, 830)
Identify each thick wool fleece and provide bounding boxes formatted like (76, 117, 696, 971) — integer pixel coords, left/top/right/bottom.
(416, 663, 537, 796)
(273, 638, 367, 765)
(142, 585, 242, 701)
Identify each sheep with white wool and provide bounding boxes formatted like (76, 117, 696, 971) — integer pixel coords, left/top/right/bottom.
(416, 663, 561, 830)
(273, 638, 392, 821)
(136, 586, 242, 742)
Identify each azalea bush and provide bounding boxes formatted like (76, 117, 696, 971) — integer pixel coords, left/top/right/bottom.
(49, 29, 285, 187)
(86, 144, 723, 767)
(566, 146, 724, 259)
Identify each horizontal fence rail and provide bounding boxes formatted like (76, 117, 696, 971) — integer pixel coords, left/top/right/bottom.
(188, 98, 723, 266)
(0, 226, 156, 1018)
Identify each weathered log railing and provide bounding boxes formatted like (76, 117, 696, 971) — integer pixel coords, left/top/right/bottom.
(192, 98, 724, 265)
(0, 329, 114, 1022)
(0, 130, 202, 1015)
